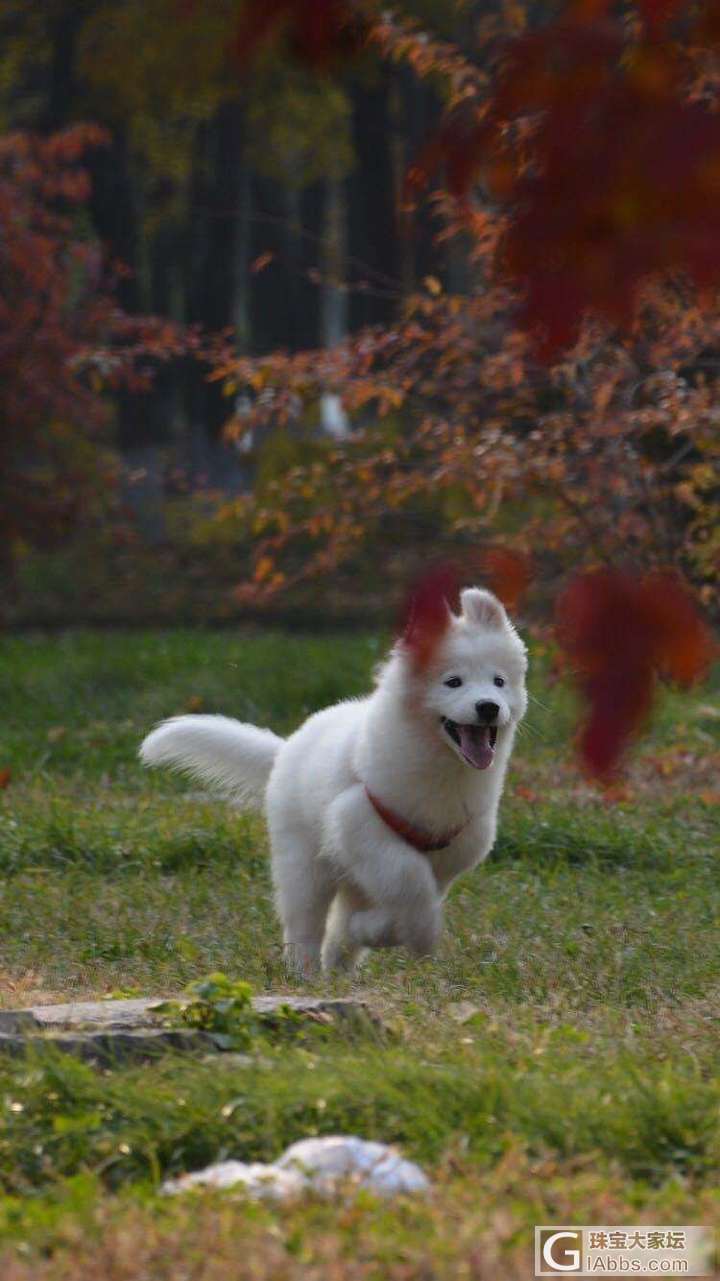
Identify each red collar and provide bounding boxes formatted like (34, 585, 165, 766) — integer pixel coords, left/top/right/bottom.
(364, 787, 465, 854)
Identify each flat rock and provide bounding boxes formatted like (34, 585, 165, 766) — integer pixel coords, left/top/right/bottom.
(0, 1027, 211, 1064)
(0, 994, 383, 1064)
(0, 998, 166, 1032)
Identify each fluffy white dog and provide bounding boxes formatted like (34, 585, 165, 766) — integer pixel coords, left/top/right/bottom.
(140, 587, 527, 974)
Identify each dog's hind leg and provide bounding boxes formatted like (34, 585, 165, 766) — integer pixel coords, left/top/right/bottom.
(270, 828, 335, 977)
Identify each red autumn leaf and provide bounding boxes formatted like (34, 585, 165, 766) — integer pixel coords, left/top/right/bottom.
(401, 564, 459, 672)
(493, 20, 720, 357)
(505, 76, 720, 357)
(556, 569, 715, 779)
(408, 7, 720, 358)
(0, 768, 11, 790)
(641, 571, 717, 684)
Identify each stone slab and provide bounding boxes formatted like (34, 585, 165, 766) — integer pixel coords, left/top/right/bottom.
(0, 1027, 213, 1064)
(0, 995, 383, 1064)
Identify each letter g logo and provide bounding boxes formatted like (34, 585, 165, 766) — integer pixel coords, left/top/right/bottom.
(542, 1230, 582, 1272)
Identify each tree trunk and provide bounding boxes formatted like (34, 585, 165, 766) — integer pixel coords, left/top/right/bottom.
(321, 177, 348, 348)
(347, 73, 400, 330)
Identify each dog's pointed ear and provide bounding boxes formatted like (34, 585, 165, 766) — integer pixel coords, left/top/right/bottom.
(461, 587, 507, 629)
(401, 566, 457, 670)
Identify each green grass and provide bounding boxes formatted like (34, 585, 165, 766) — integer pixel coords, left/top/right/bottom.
(0, 628, 719, 1276)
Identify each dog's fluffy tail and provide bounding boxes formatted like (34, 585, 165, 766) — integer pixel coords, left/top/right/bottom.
(140, 715, 283, 809)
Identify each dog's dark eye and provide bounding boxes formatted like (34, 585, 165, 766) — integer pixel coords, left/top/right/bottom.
(493, 676, 505, 688)
(444, 677, 463, 688)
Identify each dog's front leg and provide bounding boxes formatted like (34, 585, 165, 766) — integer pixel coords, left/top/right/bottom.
(324, 786, 442, 958)
(432, 818, 497, 899)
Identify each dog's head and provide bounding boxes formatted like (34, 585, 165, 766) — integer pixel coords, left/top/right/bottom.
(401, 585, 528, 771)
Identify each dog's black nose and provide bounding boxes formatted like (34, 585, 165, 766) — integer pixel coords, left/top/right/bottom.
(476, 701, 499, 723)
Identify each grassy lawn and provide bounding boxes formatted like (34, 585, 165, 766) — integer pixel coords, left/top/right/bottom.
(0, 628, 719, 1279)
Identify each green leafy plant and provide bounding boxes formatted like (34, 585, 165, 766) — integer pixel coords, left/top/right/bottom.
(157, 973, 258, 1050)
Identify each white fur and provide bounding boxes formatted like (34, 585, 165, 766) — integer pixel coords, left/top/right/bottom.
(139, 588, 527, 975)
(140, 715, 282, 809)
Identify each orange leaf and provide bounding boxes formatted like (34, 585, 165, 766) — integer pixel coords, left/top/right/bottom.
(254, 556, 274, 583)
(251, 252, 275, 274)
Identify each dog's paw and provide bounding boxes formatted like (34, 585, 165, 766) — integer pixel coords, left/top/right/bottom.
(400, 901, 442, 957)
(347, 907, 400, 950)
(347, 901, 441, 957)
(282, 941, 322, 979)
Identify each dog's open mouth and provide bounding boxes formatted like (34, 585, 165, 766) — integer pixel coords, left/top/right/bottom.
(441, 718, 497, 770)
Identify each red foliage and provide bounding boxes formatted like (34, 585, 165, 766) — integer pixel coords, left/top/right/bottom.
(556, 569, 715, 778)
(499, 32, 720, 356)
(401, 565, 458, 671)
(230, 0, 369, 70)
(399, 2, 720, 357)
(633, 0, 685, 32)
(0, 127, 192, 564)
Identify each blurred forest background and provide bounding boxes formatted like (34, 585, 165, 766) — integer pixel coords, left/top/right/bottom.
(2, 0, 468, 624)
(1, 0, 718, 628)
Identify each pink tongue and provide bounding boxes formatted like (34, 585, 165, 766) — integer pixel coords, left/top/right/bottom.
(458, 725, 494, 770)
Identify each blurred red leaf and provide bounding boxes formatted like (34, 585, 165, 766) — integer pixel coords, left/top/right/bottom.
(557, 569, 715, 779)
(506, 81, 720, 357)
(642, 571, 718, 684)
(635, 0, 685, 32)
(230, 0, 368, 70)
(407, 6, 720, 358)
(401, 564, 459, 672)
(0, 768, 11, 790)
(479, 548, 532, 614)
(695, 8, 720, 44)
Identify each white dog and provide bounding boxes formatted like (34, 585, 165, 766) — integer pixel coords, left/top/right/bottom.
(140, 587, 527, 974)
